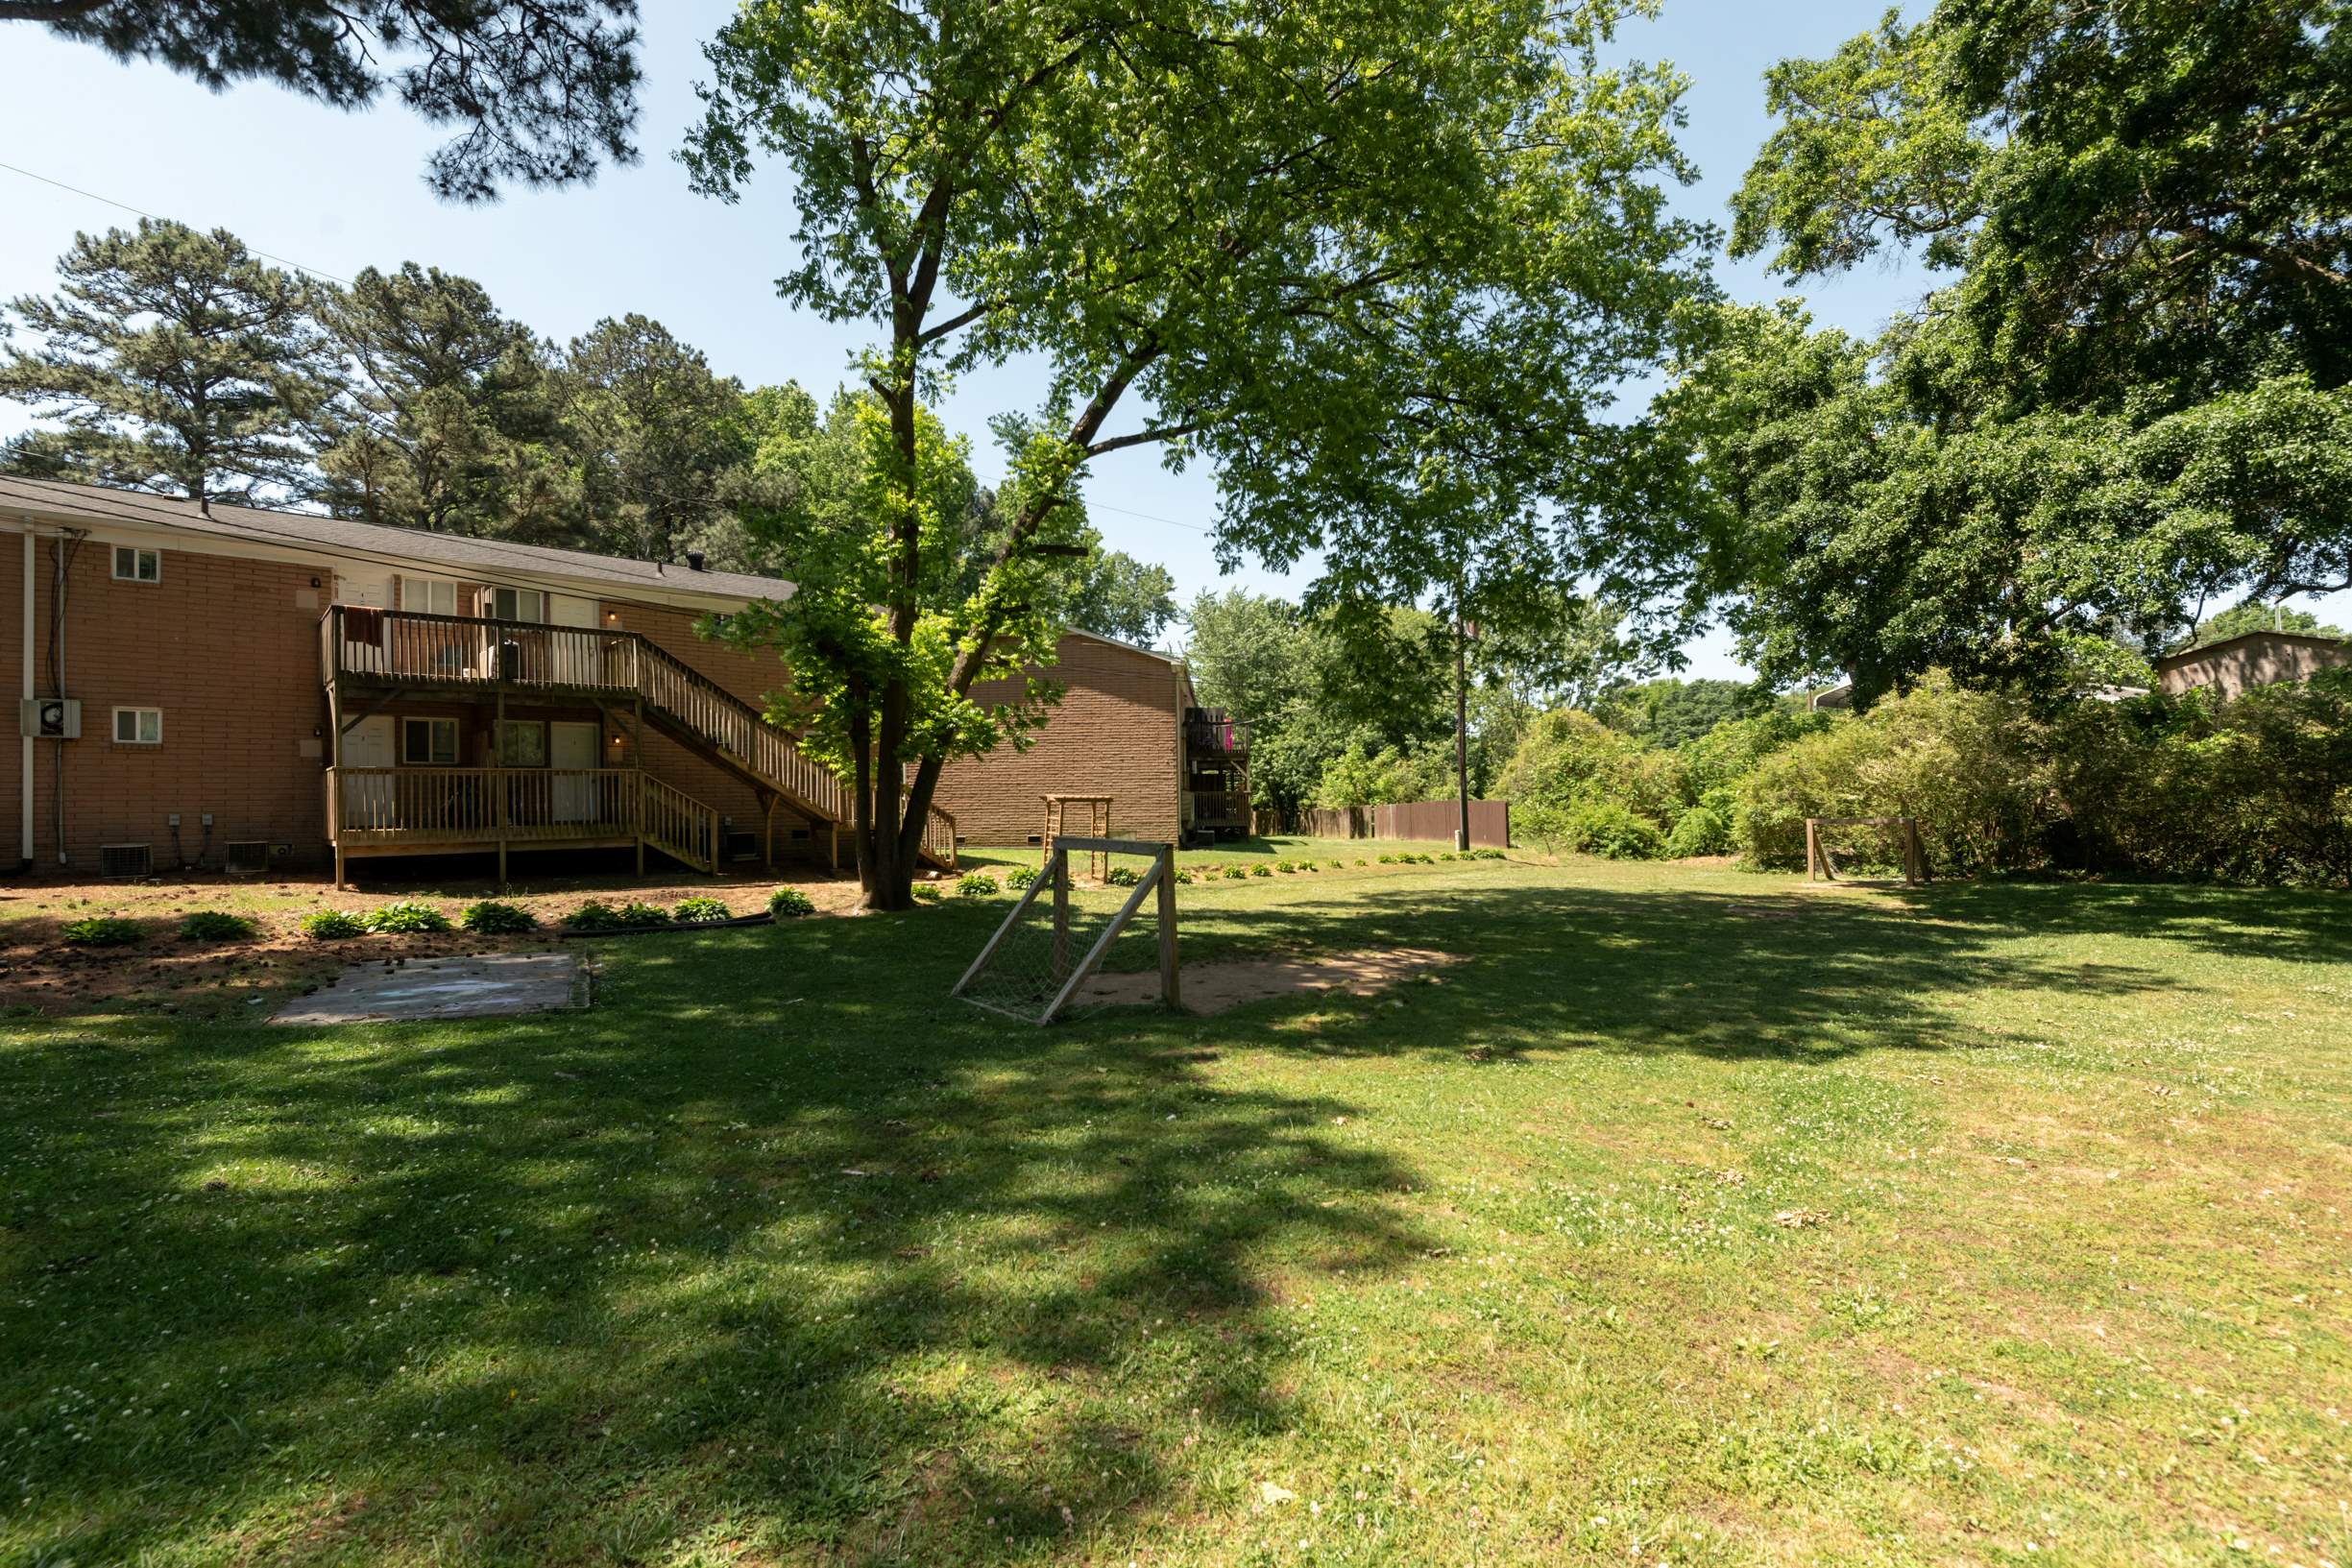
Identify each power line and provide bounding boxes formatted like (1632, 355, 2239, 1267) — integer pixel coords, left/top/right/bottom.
(0, 159, 353, 286)
(1086, 498, 1214, 534)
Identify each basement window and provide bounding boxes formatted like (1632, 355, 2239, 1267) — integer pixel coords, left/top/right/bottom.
(112, 707, 162, 744)
(111, 545, 161, 583)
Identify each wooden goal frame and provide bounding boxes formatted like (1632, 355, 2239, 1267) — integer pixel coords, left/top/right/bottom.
(953, 836, 1180, 1024)
(1805, 815, 1928, 885)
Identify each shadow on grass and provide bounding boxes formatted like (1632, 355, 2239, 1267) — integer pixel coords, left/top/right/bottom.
(2, 909, 1425, 1564)
(4, 868, 2342, 1561)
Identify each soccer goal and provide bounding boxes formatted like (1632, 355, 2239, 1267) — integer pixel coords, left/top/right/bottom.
(1805, 815, 1928, 885)
(953, 836, 1180, 1024)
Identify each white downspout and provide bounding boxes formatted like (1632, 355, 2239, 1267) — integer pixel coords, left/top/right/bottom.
(19, 526, 32, 866)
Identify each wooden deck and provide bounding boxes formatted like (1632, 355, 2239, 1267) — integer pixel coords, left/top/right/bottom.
(327, 766, 719, 882)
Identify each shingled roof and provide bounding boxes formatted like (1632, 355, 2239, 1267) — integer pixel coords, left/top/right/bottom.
(0, 474, 795, 607)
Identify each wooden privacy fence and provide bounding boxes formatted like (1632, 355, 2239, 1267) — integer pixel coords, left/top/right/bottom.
(1285, 799, 1513, 848)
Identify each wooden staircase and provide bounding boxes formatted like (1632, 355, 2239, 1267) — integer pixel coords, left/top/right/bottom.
(633, 638, 958, 870)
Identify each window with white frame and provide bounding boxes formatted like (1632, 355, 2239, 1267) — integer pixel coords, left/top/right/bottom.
(401, 716, 459, 765)
(112, 707, 162, 744)
(491, 587, 545, 623)
(111, 546, 160, 583)
(400, 577, 460, 615)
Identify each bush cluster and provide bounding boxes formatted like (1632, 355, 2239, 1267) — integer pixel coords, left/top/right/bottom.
(672, 897, 732, 924)
(1502, 669, 2352, 885)
(955, 873, 1001, 898)
(1005, 865, 1037, 891)
(767, 887, 815, 917)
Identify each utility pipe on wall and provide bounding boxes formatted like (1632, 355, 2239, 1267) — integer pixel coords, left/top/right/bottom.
(18, 525, 31, 869)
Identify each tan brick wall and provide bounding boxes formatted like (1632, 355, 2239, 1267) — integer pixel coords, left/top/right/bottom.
(20, 532, 327, 870)
(928, 636, 1184, 848)
(5, 532, 1174, 874)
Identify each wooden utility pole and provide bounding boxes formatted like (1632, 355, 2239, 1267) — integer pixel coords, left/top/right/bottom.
(1453, 597, 1471, 854)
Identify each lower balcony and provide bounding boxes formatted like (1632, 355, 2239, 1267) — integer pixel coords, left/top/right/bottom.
(326, 766, 718, 880)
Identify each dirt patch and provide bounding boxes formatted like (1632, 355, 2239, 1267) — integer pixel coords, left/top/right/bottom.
(1080, 947, 1461, 1015)
(0, 865, 873, 1018)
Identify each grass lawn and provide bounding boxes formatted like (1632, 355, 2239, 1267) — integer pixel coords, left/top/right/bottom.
(3, 854, 2348, 1565)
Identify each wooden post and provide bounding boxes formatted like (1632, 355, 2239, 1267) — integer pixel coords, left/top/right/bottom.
(1155, 843, 1180, 1012)
(1904, 817, 1927, 884)
(1806, 818, 1820, 882)
(1051, 848, 1071, 982)
(494, 688, 507, 885)
(327, 675, 344, 889)
(762, 793, 778, 872)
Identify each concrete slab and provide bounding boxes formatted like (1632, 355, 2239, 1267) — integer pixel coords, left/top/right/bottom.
(272, 952, 587, 1025)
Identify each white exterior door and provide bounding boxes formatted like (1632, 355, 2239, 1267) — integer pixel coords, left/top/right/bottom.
(340, 714, 396, 828)
(548, 593, 599, 685)
(549, 721, 601, 823)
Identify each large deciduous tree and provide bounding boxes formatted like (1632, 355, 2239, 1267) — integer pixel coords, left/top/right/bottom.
(6, 1, 643, 202)
(685, 0, 1710, 908)
(1669, 0, 2352, 705)
(0, 219, 334, 510)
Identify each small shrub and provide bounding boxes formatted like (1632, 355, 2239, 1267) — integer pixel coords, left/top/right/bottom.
(1297, 861, 1319, 873)
(300, 909, 368, 941)
(1104, 866, 1140, 887)
(1355, 857, 1370, 866)
(1249, 863, 1272, 878)
(767, 887, 815, 917)
(1664, 805, 1733, 858)
(673, 896, 732, 924)
(1172, 868, 1195, 885)
(565, 899, 625, 930)
(955, 873, 1001, 898)
(61, 916, 141, 947)
(460, 900, 537, 934)
(1222, 864, 1249, 880)
(910, 882, 943, 904)
(1377, 853, 1396, 864)
(179, 909, 256, 942)
(618, 902, 670, 926)
(1273, 859, 1297, 873)
(1558, 800, 1667, 860)
(366, 900, 450, 934)
(1005, 865, 1037, 890)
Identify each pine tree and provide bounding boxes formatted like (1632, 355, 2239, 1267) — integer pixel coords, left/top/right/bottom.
(0, 219, 335, 511)
(9, 2, 642, 203)
(559, 316, 747, 561)
(311, 263, 575, 537)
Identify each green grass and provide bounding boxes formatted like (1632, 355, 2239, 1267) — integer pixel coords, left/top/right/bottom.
(4, 856, 2349, 1565)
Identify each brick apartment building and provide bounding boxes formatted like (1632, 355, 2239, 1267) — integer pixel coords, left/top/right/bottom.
(0, 475, 1202, 882)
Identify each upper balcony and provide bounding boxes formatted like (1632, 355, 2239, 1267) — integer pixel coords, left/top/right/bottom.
(322, 604, 641, 695)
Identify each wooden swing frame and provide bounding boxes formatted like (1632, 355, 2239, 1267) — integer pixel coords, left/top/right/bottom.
(1805, 815, 1928, 885)
(954, 836, 1180, 1024)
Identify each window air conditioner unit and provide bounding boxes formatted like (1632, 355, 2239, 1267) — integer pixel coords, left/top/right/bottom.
(100, 843, 152, 880)
(20, 698, 79, 738)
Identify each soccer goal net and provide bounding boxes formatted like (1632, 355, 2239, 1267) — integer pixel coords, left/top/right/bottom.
(954, 837, 1179, 1024)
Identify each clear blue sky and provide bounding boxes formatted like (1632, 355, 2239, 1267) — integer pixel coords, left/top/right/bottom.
(1, 3, 2339, 672)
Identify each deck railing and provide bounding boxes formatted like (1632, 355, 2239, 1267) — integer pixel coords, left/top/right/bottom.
(325, 605, 635, 690)
(327, 765, 718, 872)
(323, 605, 958, 868)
